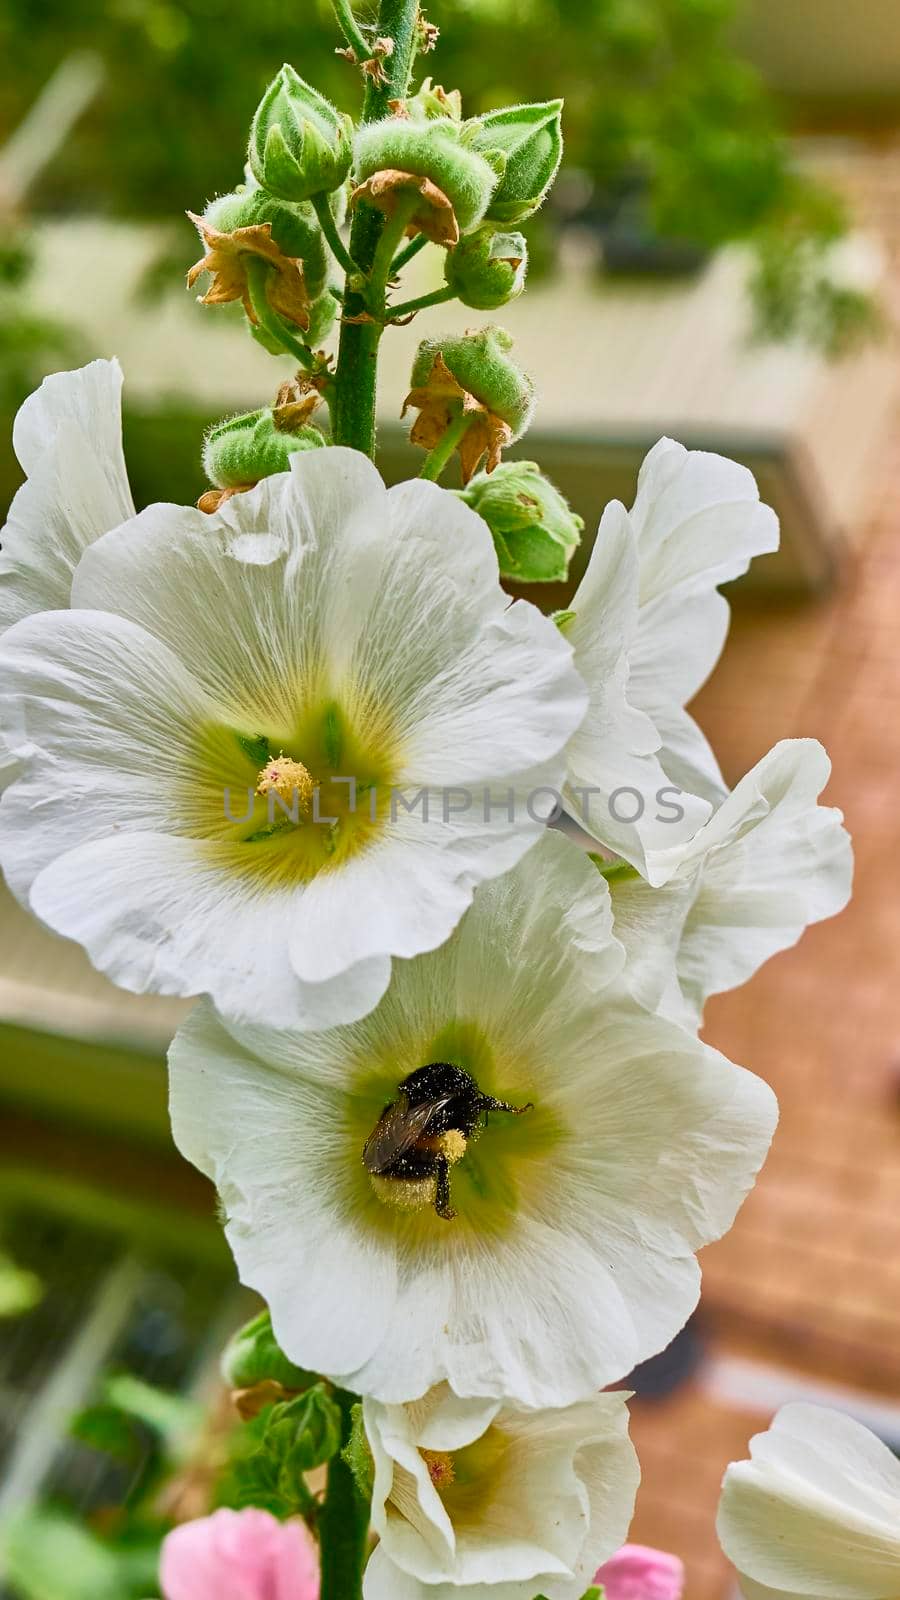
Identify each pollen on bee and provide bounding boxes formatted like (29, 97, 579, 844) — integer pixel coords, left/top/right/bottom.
(435, 1129, 468, 1165)
(255, 755, 315, 812)
(421, 1449, 456, 1491)
(369, 1173, 437, 1212)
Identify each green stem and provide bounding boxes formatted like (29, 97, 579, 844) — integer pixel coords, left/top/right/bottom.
(331, 0, 422, 455)
(318, 1389, 370, 1600)
(331, 0, 370, 59)
(391, 232, 429, 274)
(246, 259, 316, 370)
(419, 408, 474, 481)
(368, 192, 419, 310)
(388, 284, 455, 322)
(312, 191, 360, 278)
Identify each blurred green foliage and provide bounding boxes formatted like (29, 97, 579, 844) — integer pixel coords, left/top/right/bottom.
(0, 0, 872, 348)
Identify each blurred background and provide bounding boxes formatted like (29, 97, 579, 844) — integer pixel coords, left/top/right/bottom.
(1, 1, 899, 1594)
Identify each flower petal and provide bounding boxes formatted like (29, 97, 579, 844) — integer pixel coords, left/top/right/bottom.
(0, 361, 134, 634)
(718, 1404, 900, 1600)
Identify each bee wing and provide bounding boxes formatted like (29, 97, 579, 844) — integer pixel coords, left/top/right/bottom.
(362, 1095, 454, 1173)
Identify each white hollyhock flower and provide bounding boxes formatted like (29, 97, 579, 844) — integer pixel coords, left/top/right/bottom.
(0, 360, 134, 634)
(608, 739, 853, 1028)
(717, 1403, 900, 1600)
(362, 1384, 639, 1600)
(564, 438, 779, 869)
(168, 830, 777, 1407)
(0, 448, 587, 1031)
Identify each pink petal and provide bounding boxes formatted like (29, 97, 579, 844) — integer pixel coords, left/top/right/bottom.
(160, 1508, 319, 1600)
(595, 1543, 685, 1600)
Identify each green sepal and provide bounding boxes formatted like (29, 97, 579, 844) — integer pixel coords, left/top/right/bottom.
(553, 609, 576, 632)
(466, 100, 564, 223)
(444, 225, 528, 310)
(202, 183, 330, 299)
(264, 1383, 343, 1474)
(341, 1400, 375, 1501)
(203, 408, 324, 489)
(457, 459, 581, 581)
(221, 1307, 314, 1393)
(249, 64, 353, 202)
(354, 118, 500, 233)
(588, 852, 641, 886)
(410, 325, 534, 438)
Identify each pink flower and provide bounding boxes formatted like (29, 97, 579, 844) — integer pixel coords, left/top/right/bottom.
(595, 1543, 685, 1600)
(160, 1508, 318, 1600)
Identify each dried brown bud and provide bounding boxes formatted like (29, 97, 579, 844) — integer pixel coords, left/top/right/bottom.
(186, 213, 311, 330)
(403, 351, 513, 483)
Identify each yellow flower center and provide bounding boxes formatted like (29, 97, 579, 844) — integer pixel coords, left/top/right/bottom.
(421, 1449, 456, 1490)
(254, 754, 315, 813)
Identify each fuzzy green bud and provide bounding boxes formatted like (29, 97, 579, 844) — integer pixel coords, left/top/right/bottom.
(466, 100, 563, 223)
(263, 1384, 342, 1473)
(221, 1309, 313, 1393)
(203, 182, 329, 299)
(458, 460, 584, 582)
(445, 225, 528, 309)
(249, 64, 353, 202)
(353, 117, 502, 240)
(410, 325, 535, 440)
(342, 1401, 375, 1500)
(203, 408, 324, 490)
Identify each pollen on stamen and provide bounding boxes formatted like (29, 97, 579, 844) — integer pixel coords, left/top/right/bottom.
(422, 1449, 456, 1490)
(255, 755, 315, 813)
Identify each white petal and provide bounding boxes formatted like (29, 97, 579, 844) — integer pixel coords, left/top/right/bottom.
(718, 1404, 900, 1600)
(566, 502, 711, 869)
(628, 591, 730, 803)
(169, 1000, 400, 1374)
(630, 438, 780, 606)
(0, 361, 134, 633)
(646, 740, 853, 1022)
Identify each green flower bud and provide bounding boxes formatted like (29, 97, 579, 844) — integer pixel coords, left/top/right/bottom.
(203, 407, 324, 490)
(410, 325, 534, 439)
(458, 460, 584, 583)
(466, 100, 563, 223)
(203, 182, 329, 300)
(404, 77, 463, 122)
(263, 1383, 343, 1473)
(353, 117, 501, 244)
(444, 225, 528, 309)
(249, 64, 353, 202)
(220, 1309, 313, 1393)
(341, 1401, 375, 1500)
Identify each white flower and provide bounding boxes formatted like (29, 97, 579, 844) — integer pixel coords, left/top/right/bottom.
(717, 1403, 900, 1600)
(0, 360, 134, 634)
(608, 739, 853, 1028)
(168, 830, 777, 1408)
(0, 447, 587, 1031)
(362, 1384, 639, 1600)
(564, 438, 779, 869)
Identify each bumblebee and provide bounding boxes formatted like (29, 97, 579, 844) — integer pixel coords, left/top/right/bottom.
(362, 1060, 532, 1221)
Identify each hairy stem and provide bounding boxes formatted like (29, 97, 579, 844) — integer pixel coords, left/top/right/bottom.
(246, 259, 316, 370)
(331, 0, 371, 59)
(387, 284, 454, 322)
(391, 231, 429, 275)
(312, 191, 360, 278)
(318, 1389, 370, 1600)
(331, 0, 422, 455)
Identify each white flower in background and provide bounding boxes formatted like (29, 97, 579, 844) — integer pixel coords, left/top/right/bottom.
(717, 1403, 900, 1600)
(168, 830, 777, 1408)
(362, 1384, 639, 1600)
(0, 360, 134, 633)
(563, 438, 779, 869)
(608, 739, 853, 1028)
(0, 447, 586, 1031)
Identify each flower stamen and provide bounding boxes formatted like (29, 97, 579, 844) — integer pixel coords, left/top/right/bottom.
(255, 755, 315, 814)
(422, 1449, 455, 1490)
